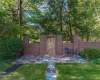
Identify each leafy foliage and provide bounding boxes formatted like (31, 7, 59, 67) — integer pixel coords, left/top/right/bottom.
(79, 51, 86, 58)
(0, 0, 100, 42)
(41, 30, 62, 35)
(80, 47, 100, 60)
(91, 58, 100, 64)
(0, 37, 23, 59)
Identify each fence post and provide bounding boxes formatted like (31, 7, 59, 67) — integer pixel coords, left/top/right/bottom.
(23, 34, 29, 55)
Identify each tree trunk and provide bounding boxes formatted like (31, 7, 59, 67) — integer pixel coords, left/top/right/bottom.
(19, 0, 22, 26)
(69, 21, 73, 42)
(59, 0, 64, 32)
(69, 12, 73, 42)
(86, 35, 89, 42)
(68, 0, 73, 42)
(18, 0, 22, 38)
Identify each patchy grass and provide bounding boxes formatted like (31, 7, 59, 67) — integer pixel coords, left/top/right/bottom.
(0, 64, 47, 80)
(0, 59, 15, 71)
(56, 63, 100, 80)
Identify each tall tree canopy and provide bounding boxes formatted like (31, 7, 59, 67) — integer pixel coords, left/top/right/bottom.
(0, 0, 100, 42)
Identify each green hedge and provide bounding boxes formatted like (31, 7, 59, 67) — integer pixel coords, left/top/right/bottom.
(91, 58, 100, 64)
(0, 37, 23, 59)
(84, 47, 100, 60)
(79, 47, 100, 60)
(41, 30, 62, 35)
(79, 51, 86, 58)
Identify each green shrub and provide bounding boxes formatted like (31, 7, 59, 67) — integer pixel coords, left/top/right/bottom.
(53, 30, 62, 35)
(79, 51, 86, 58)
(91, 58, 100, 64)
(41, 31, 49, 35)
(0, 37, 23, 59)
(41, 30, 62, 35)
(84, 47, 100, 60)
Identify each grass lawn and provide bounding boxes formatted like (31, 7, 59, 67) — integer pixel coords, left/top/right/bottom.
(0, 59, 15, 71)
(0, 64, 47, 80)
(56, 63, 100, 80)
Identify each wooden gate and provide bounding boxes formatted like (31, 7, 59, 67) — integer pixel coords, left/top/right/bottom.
(47, 37, 55, 56)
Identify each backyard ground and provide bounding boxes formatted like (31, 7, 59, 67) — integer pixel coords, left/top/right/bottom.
(0, 64, 47, 80)
(0, 58, 16, 71)
(56, 63, 100, 80)
(0, 56, 100, 80)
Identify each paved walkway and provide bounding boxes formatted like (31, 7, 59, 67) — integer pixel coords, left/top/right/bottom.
(0, 55, 88, 79)
(12, 55, 88, 80)
(12, 55, 88, 64)
(46, 58, 57, 80)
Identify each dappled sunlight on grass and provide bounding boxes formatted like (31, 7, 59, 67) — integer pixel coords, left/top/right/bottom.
(0, 64, 47, 80)
(56, 63, 100, 80)
(0, 62, 12, 71)
(71, 76, 83, 79)
(0, 57, 20, 71)
(0, 72, 25, 80)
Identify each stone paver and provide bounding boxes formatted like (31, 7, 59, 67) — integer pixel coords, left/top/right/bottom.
(0, 71, 7, 75)
(12, 55, 88, 80)
(12, 55, 88, 64)
(46, 59, 57, 80)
